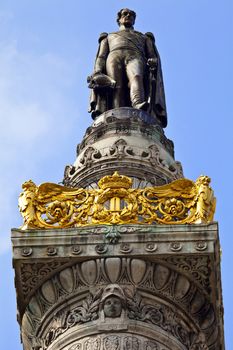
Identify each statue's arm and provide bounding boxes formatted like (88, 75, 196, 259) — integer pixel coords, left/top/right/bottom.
(94, 33, 109, 74)
(145, 32, 158, 66)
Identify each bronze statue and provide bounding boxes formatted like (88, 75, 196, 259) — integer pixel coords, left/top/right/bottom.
(88, 8, 167, 127)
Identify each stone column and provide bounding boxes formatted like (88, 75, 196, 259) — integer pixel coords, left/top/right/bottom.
(12, 223, 224, 350)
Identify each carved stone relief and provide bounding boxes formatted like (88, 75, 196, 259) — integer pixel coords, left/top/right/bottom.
(63, 165, 76, 186)
(190, 332, 209, 350)
(84, 338, 101, 350)
(161, 256, 211, 291)
(77, 139, 178, 177)
(63, 107, 184, 187)
(66, 335, 170, 350)
(80, 147, 102, 167)
(68, 159, 172, 189)
(82, 108, 174, 156)
(20, 260, 69, 298)
(21, 257, 217, 350)
(69, 344, 82, 350)
(109, 139, 134, 159)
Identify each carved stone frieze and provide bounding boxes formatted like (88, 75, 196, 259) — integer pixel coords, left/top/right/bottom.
(190, 332, 209, 350)
(80, 147, 102, 167)
(125, 290, 192, 347)
(20, 256, 219, 350)
(19, 256, 213, 310)
(84, 338, 101, 350)
(70, 166, 169, 189)
(141, 144, 183, 180)
(30, 290, 191, 350)
(161, 256, 211, 291)
(76, 140, 180, 177)
(62, 108, 183, 188)
(20, 260, 69, 298)
(109, 139, 134, 159)
(66, 335, 170, 350)
(66, 288, 103, 327)
(12, 223, 223, 350)
(64, 165, 76, 186)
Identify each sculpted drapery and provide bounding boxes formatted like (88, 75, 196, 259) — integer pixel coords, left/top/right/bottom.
(88, 8, 167, 128)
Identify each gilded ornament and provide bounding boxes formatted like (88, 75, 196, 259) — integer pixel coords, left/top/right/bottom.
(18, 180, 38, 229)
(98, 171, 132, 190)
(18, 172, 216, 229)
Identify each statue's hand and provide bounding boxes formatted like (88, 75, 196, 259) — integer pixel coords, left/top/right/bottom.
(87, 72, 116, 90)
(147, 58, 158, 68)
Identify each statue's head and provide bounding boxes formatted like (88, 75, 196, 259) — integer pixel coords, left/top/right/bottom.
(103, 296, 122, 318)
(117, 8, 136, 27)
(100, 284, 126, 318)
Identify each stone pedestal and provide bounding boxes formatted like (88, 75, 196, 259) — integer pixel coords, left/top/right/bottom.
(12, 223, 224, 350)
(63, 108, 183, 188)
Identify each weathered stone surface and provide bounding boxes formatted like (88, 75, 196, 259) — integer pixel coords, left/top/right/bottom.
(12, 223, 224, 350)
(63, 108, 183, 188)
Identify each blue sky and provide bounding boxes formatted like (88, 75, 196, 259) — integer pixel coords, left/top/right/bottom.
(0, 1, 232, 348)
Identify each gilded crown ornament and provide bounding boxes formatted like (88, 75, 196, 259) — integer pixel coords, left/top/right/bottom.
(98, 171, 132, 190)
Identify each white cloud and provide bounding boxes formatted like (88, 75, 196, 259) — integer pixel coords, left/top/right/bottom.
(0, 40, 78, 254)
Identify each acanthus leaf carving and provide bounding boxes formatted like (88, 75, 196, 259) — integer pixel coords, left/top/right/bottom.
(66, 288, 103, 327)
(162, 256, 211, 290)
(125, 290, 192, 348)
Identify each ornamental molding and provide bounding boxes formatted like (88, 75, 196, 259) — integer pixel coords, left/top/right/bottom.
(23, 281, 214, 350)
(22, 258, 215, 337)
(41, 288, 193, 349)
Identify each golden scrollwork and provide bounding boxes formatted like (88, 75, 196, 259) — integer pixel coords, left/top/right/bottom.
(18, 172, 216, 230)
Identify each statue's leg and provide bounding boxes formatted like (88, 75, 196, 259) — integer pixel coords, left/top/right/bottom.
(106, 53, 125, 108)
(126, 58, 147, 109)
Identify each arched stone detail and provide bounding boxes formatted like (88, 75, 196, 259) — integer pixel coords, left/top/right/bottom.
(21, 258, 217, 350)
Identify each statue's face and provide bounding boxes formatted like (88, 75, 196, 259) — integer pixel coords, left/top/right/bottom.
(103, 296, 122, 318)
(119, 9, 135, 27)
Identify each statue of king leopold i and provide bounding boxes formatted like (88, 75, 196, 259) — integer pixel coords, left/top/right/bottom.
(88, 8, 167, 127)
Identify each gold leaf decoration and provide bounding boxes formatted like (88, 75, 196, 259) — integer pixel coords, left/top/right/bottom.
(18, 172, 216, 230)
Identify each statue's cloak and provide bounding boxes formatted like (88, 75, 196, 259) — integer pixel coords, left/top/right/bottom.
(89, 31, 168, 128)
